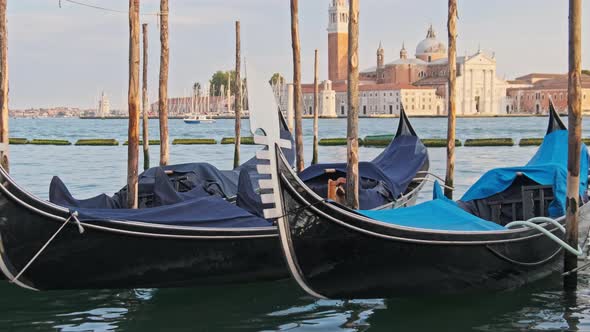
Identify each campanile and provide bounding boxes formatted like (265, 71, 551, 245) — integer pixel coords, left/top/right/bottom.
(328, 0, 349, 82)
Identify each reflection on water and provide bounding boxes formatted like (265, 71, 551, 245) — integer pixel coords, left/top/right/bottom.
(2, 117, 590, 331)
(4, 277, 590, 331)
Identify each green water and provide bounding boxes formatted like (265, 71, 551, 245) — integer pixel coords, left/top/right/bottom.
(1, 116, 589, 331)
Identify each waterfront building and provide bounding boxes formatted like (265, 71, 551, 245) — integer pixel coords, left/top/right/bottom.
(293, 0, 510, 117)
(97, 91, 110, 118)
(506, 73, 590, 114)
(328, 0, 349, 82)
(359, 28, 510, 115)
(301, 81, 443, 117)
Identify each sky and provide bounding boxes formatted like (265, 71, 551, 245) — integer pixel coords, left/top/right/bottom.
(6, 0, 590, 110)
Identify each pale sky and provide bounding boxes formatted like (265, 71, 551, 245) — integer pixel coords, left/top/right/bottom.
(6, 0, 589, 110)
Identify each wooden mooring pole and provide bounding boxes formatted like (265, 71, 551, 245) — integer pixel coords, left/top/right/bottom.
(445, 0, 457, 199)
(564, 0, 582, 290)
(345, 0, 359, 209)
(141, 23, 150, 171)
(290, 0, 304, 172)
(127, 0, 140, 209)
(312, 49, 319, 165)
(233, 21, 241, 169)
(0, 0, 8, 172)
(158, 0, 169, 166)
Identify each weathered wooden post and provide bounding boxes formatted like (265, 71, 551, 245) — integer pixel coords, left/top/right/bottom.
(345, 0, 359, 209)
(207, 84, 211, 113)
(127, 0, 141, 209)
(141, 23, 150, 171)
(158, 0, 169, 166)
(564, 0, 582, 290)
(233, 21, 241, 169)
(444, 0, 458, 199)
(0, 0, 8, 172)
(312, 49, 319, 165)
(227, 72, 231, 113)
(290, 0, 304, 172)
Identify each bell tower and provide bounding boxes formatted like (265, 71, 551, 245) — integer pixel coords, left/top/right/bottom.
(328, 0, 349, 82)
(377, 41, 384, 68)
(400, 42, 407, 59)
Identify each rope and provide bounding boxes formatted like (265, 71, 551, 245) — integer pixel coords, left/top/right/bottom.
(563, 260, 590, 276)
(411, 177, 455, 191)
(60, 0, 167, 17)
(274, 199, 328, 221)
(10, 212, 84, 284)
(505, 217, 583, 257)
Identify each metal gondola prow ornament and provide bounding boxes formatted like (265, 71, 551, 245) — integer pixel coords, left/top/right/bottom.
(395, 103, 417, 137)
(547, 99, 566, 135)
(246, 63, 326, 299)
(245, 63, 290, 220)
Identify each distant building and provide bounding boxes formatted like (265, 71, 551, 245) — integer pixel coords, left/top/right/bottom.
(291, 0, 510, 117)
(359, 26, 510, 115)
(506, 73, 590, 114)
(302, 81, 444, 117)
(328, 0, 349, 82)
(97, 91, 110, 118)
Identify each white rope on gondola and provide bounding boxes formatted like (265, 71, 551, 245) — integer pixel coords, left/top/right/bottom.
(411, 177, 455, 191)
(10, 211, 84, 284)
(415, 171, 448, 185)
(505, 217, 583, 257)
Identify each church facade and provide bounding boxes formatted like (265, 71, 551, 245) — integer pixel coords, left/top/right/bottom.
(295, 0, 510, 117)
(358, 24, 510, 116)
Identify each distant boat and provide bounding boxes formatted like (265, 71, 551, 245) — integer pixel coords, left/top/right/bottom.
(183, 115, 216, 124)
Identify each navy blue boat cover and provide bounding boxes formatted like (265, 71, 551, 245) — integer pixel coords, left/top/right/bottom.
(461, 130, 589, 217)
(48, 111, 293, 227)
(298, 114, 428, 209)
(75, 195, 271, 228)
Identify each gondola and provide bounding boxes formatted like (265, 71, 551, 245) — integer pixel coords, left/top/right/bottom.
(257, 101, 590, 299)
(0, 70, 429, 291)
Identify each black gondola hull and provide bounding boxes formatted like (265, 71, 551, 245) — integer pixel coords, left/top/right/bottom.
(0, 177, 287, 290)
(276, 148, 567, 299)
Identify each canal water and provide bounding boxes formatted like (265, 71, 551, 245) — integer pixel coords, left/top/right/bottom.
(1, 117, 590, 331)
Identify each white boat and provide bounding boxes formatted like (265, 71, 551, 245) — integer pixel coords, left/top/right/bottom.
(184, 115, 216, 124)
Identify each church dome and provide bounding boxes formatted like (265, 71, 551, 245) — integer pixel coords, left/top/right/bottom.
(415, 25, 446, 58)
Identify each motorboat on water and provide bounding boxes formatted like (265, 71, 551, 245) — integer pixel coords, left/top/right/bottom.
(184, 115, 216, 124)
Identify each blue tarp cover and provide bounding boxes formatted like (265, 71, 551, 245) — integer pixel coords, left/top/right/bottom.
(358, 183, 505, 231)
(461, 130, 589, 217)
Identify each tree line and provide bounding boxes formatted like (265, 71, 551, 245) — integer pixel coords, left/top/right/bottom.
(207, 71, 284, 96)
